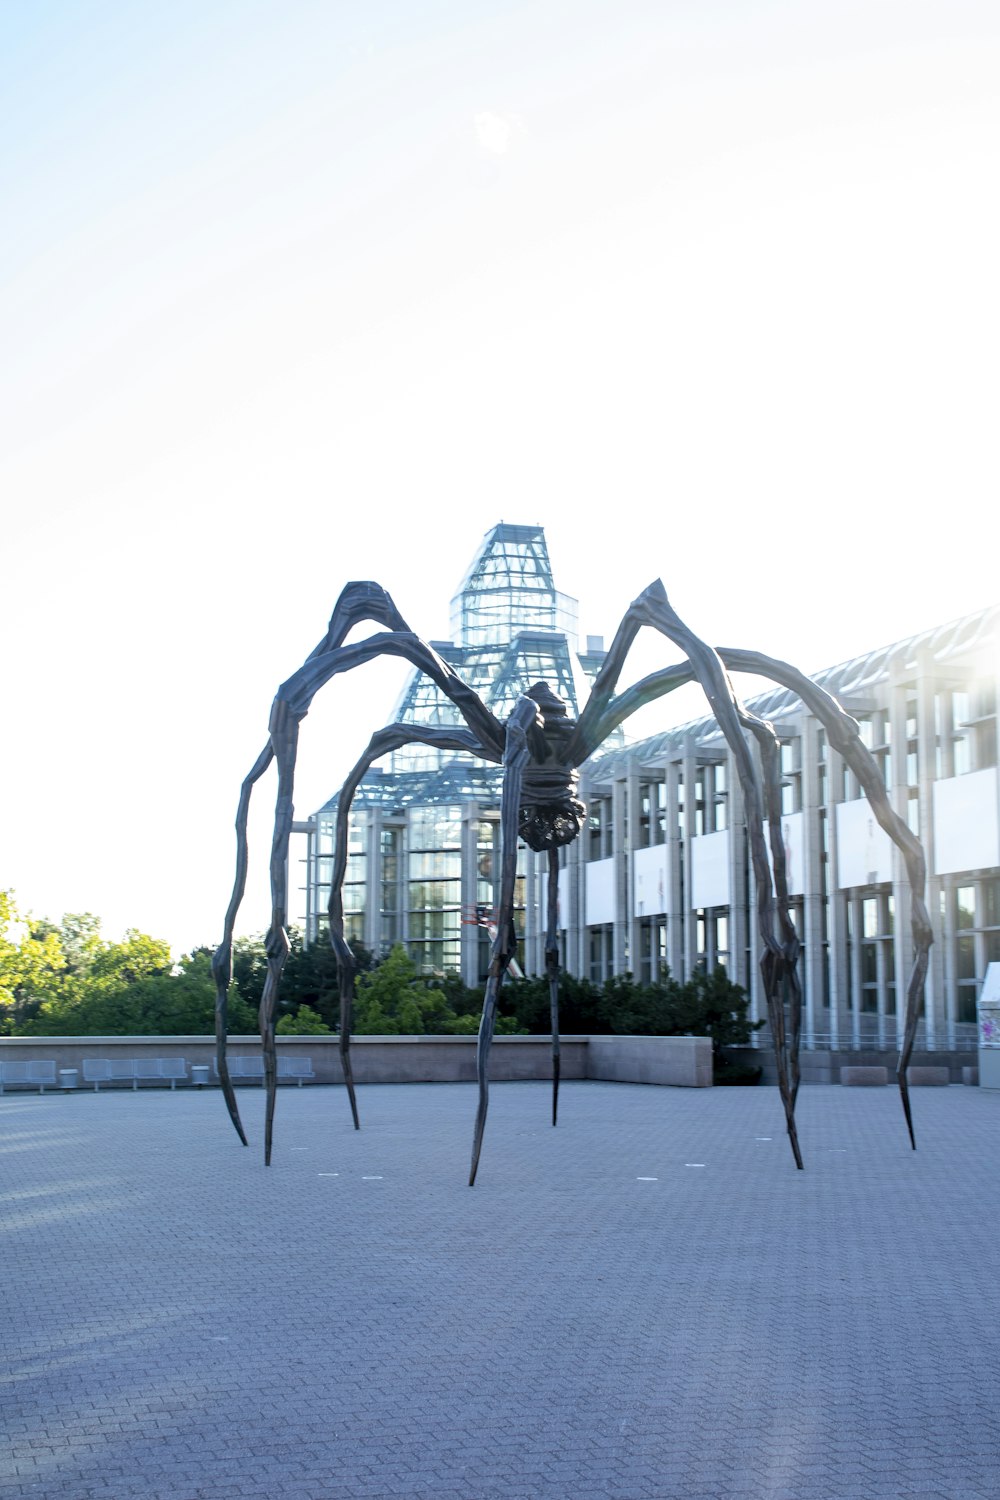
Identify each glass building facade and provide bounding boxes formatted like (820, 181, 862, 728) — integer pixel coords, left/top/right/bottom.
(304, 523, 605, 983)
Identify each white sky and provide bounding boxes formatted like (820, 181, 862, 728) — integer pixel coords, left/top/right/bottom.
(2, 0, 997, 957)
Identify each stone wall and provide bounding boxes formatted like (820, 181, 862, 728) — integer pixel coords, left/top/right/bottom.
(0, 1034, 712, 1087)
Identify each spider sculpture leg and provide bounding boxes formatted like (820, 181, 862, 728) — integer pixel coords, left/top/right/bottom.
(213, 583, 410, 1147)
(744, 715, 803, 1110)
(215, 581, 506, 1162)
(327, 722, 500, 1130)
(571, 580, 805, 1168)
(260, 695, 300, 1166)
(573, 629, 931, 1153)
(469, 695, 539, 1187)
(211, 741, 275, 1146)
(545, 846, 561, 1128)
(720, 648, 932, 1148)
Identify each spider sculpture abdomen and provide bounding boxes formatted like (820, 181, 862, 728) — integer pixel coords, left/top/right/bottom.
(517, 681, 587, 851)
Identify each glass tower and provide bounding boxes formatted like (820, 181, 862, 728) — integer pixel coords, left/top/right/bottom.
(305, 523, 605, 980)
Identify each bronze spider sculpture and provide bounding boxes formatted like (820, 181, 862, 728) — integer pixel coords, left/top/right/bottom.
(213, 579, 932, 1181)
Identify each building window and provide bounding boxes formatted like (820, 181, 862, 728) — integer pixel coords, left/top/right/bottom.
(693, 762, 727, 835)
(408, 805, 462, 973)
(934, 686, 995, 779)
(588, 797, 613, 859)
(952, 880, 1000, 1025)
(845, 895, 894, 1020)
(588, 924, 613, 982)
(816, 727, 827, 806)
(695, 909, 729, 971)
(343, 819, 367, 946)
(780, 739, 801, 815)
(637, 916, 667, 983)
(636, 780, 668, 846)
(380, 826, 402, 949)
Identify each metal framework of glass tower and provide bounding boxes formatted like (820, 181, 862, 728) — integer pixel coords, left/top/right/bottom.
(304, 524, 606, 981)
(389, 523, 581, 772)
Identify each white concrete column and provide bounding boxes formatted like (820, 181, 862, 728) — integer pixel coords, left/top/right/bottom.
(888, 672, 912, 1047)
(848, 893, 862, 1049)
(800, 715, 824, 1049)
(726, 743, 749, 997)
(916, 647, 940, 1047)
(682, 737, 699, 982)
(666, 758, 684, 980)
(624, 758, 641, 976)
(569, 768, 590, 979)
(612, 775, 628, 975)
(826, 744, 846, 1049)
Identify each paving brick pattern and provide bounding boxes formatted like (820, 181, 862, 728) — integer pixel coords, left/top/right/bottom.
(2, 1081, 999, 1499)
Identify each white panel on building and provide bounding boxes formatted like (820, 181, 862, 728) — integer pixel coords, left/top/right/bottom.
(691, 831, 730, 909)
(633, 844, 669, 917)
(585, 857, 616, 925)
(933, 767, 1000, 875)
(763, 812, 805, 897)
(538, 866, 569, 931)
(836, 799, 893, 888)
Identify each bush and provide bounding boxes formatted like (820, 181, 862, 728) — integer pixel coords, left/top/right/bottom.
(497, 962, 762, 1082)
(499, 972, 605, 1033)
(276, 1005, 331, 1035)
(713, 1055, 763, 1086)
(681, 963, 765, 1073)
(352, 945, 518, 1035)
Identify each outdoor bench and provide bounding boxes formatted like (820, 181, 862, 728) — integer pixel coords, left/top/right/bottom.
(82, 1058, 188, 1091)
(278, 1056, 315, 1086)
(212, 1055, 315, 1085)
(214, 1055, 265, 1084)
(0, 1060, 58, 1094)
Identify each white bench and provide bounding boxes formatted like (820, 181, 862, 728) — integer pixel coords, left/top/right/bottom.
(212, 1055, 314, 1085)
(214, 1055, 265, 1084)
(82, 1058, 188, 1091)
(0, 1060, 58, 1094)
(278, 1056, 315, 1086)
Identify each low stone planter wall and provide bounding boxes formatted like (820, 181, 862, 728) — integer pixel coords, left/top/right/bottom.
(730, 1046, 978, 1087)
(0, 1035, 589, 1086)
(19, 1035, 978, 1092)
(905, 1065, 951, 1086)
(1, 1035, 711, 1087)
(841, 1066, 889, 1086)
(587, 1035, 712, 1088)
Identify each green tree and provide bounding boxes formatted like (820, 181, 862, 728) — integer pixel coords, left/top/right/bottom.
(56, 913, 103, 975)
(87, 929, 172, 986)
(224, 927, 373, 1031)
(21, 946, 258, 1037)
(0, 890, 69, 1034)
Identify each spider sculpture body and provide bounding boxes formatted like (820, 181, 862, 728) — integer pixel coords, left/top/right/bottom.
(213, 579, 932, 1181)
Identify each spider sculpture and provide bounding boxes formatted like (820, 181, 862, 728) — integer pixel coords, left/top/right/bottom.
(212, 579, 932, 1182)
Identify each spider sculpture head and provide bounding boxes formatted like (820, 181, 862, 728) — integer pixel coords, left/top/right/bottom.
(213, 575, 932, 1182)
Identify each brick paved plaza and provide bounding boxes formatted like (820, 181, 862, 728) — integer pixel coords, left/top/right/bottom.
(3, 1079, 999, 1499)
